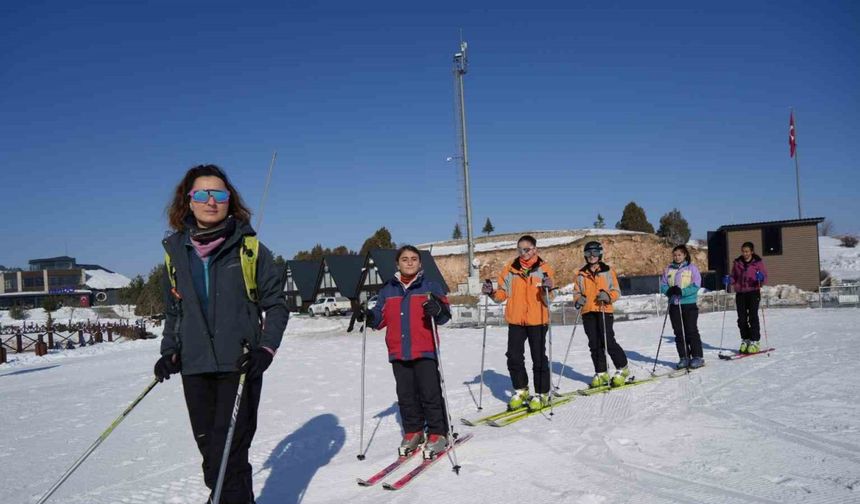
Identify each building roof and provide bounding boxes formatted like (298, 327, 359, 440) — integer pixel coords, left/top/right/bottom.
(77, 264, 115, 273)
(322, 254, 366, 299)
(29, 256, 76, 264)
(716, 217, 825, 232)
(286, 260, 322, 300)
(366, 248, 450, 294)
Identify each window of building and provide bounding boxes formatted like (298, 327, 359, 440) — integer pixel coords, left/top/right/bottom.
(762, 226, 783, 256)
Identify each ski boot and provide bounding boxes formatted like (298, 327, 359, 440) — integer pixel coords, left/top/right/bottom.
(399, 431, 426, 456)
(739, 340, 750, 354)
(508, 388, 529, 410)
(527, 393, 549, 411)
(689, 357, 705, 369)
(747, 341, 761, 354)
(610, 366, 630, 387)
(676, 357, 689, 369)
(590, 372, 610, 388)
(422, 434, 449, 460)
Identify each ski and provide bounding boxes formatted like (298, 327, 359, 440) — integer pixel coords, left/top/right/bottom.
(718, 348, 776, 360)
(381, 433, 474, 490)
(668, 363, 706, 378)
(486, 393, 577, 427)
(356, 448, 422, 487)
(576, 376, 659, 396)
(460, 405, 526, 426)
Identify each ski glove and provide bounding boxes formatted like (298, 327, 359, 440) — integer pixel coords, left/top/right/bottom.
(574, 297, 585, 310)
(154, 353, 181, 382)
(423, 296, 447, 319)
(722, 275, 731, 286)
(236, 348, 274, 380)
(481, 280, 494, 295)
(596, 290, 612, 304)
(755, 270, 765, 282)
(666, 286, 683, 298)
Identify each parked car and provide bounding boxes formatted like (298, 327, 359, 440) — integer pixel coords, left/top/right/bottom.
(309, 296, 352, 317)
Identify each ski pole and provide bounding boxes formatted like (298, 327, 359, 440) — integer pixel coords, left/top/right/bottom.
(477, 288, 490, 411)
(357, 320, 367, 459)
(213, 350, 248, 504)
(718, 283, 730, 357)
(36, 379, 158, 504)
(428, 294, 461, 474)
(649, 304, 670, 376)
(554, 308, 581, 391)
(759, 281, 770, 355)
(677, 296, 690, 374)
(541, 274, 554, 415)
(600, 302, 610, 384)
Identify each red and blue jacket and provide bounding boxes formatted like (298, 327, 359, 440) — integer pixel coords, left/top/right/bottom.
(368, 272, 450, 362)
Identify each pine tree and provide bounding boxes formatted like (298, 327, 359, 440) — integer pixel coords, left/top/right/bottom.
(657, 208, 691, 244)
(594, 214, 606, 229)
(452, 223, 463, 240)
(482, 218, 495, 236)
(615, 202, 655, 233)
(135, 264, 167, 316)
(360, 227, 396, 256)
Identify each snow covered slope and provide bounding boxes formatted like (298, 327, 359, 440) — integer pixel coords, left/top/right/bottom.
(820, 236, 860, 281)
(2, 308, 859, 503)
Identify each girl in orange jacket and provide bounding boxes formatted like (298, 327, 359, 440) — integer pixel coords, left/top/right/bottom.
(482, 235, 555, 411)
(573, 241, 630, 388)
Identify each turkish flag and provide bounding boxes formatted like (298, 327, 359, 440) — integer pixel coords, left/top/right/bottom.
(789, 112, 797, 158)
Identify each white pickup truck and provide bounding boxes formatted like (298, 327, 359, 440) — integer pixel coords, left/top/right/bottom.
(309, 296, 352, 317)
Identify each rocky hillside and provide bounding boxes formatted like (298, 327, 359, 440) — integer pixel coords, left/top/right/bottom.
(419, 229, 707, 291)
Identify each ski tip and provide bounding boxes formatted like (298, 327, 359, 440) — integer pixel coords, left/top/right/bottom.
(356, 478, 370, 486)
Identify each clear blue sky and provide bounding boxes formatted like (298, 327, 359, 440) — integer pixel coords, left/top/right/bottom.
(2, 0, 858, 277)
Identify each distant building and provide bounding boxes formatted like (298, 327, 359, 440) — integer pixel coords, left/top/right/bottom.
(284, 260, 322, 312)
(0, 256, 130, 309)
(708, 217, 824, 292)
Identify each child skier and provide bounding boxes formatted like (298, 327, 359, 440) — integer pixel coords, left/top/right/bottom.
(660, 245, 704, 369)
(728, 241, 768, 354)
(573, 241, 630, 388)
(482, 235, 555, 411)
(359, 245, 452, 458)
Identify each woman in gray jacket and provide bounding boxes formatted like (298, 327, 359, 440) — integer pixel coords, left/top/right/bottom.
(153, 164, 288, 504)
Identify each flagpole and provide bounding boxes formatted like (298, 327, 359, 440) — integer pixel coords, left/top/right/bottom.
(792, 107, 802, 219)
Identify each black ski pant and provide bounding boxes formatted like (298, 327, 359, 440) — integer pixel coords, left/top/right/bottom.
(182, 372, 262, 504)
(391, 358, 448, 436)
(669, 303, 703, 360)
(506, 324, 551, 394)
(582, 311, 628, 373)
(735, 291, 761, 341)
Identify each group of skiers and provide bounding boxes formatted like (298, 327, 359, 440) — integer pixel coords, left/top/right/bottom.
(151, 165, 769, 504)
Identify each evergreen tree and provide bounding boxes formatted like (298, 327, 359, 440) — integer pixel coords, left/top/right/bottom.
(594, 214, 606, 229)
(360, 227, 395, 256)
(657, 208, 692, 245)
(134, 264, 166, 316)
(482, 218, 495, 236)
(615, 201, 655, 233)
(452, 223, 463, 240)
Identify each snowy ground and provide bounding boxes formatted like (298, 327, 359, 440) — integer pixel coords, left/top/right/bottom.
(2, 307, 860, 503)
(820, 236, 860, 282)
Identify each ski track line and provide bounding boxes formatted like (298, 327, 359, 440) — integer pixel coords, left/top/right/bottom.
(700, 407, 860, 465)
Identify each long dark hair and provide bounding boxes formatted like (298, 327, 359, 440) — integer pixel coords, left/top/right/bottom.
(672, 244, 692, 264)
(166, 164, 252, 231)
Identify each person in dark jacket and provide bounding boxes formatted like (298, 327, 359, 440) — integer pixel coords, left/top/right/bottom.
(153, 164, 289, 504)
(728, 241, 768, 354)
(358, 245, 452, 458)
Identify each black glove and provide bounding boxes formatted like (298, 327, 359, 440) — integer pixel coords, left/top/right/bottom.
(236, 348, 274, 380)
(574, 298, 585, 310)
(354, 305, 375, 326)
(481, 280, 494, 295)
(666, 286, 683, 298)
(596, 290, 612, 304)
(423, 296, 445, 319)
(154, 353, 181, 382)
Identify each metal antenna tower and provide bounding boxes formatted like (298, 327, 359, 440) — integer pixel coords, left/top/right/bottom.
(453, 40, 477, 287)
